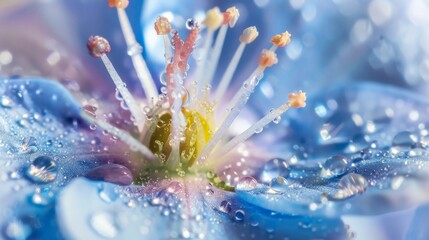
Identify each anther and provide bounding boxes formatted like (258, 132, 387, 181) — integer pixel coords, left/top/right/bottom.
(203, 7, 224, 30)
(288, 91, 307, 108)
(239, 26, 259, 44)
(223, 7, 240, 28)
(258, 49, 278, 68)
(87, 36, 111, 58)
(154, 16, 172, 35)
(108, 0, 129, 9)
(271, 31, 291, 47)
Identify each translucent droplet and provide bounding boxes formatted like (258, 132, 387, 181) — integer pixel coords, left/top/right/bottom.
(260, 158, 290, 183)
(26, 156, 57, 183)
(98, 184, 119, 203)
(82, 105, 97, 117)
(254, 127, 263, 134)
(127, 43, 143, 56)
(331, 173, 368, 200)
(219, 200, 232, 213)
(391, 131, 418, 153)
(159, 72, 167, 85)
(166, 181, 182, 194)
(234, 209, 245, 221)
(273, 116, 281, 124)
(1, 95, 13, 108)
(236, 176, 258, 191)
(31, 188, 53, 206)
(4, 219, 32, 240)
(90, 212, 119, 238)
(321, 155, 349, 178)
(269, 176, 290, 192)
(185, 18, 198, 30)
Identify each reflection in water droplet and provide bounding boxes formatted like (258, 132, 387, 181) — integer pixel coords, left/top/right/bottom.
(331, 173, 368, 200)
(391, 131, 418, 154)
(98, 184, 119, 203)
(26, 156, 57, 184)
(90, 212, 119, 238)
(219, 200, 232, 213)
(234, 210, 245, 221)
(321, 155, 349, 178)
(236, 176, 258, 191)
(269, 176, 290, 192)
(260, 158, 290, 183)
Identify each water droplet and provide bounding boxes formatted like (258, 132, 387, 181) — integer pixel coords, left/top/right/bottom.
(254, 127, 263, 134)
(26, 156, 57, 184)
(159, 72, 167, 85)
(166, 181, 182, 194)
(82, 105, 98, 117)
(219, 200, 232, 213)
(1, 95, 13, 108)
(391, 131, 418, 153)
(273, 116, 281, 124)
(269, 177, 290, 192)
(321, 155, 349, 178)
(331, 173, 368, 200)
(236, 176, 258, 191)
(90, 212, 119, 238)
(185, 18, 198, 30)
(31, 188, 53, 206)
(98, 184, 119, 203)
(4, 219, 32, 240)
(127, 43, 143, 56)
(234, 209, 245, 221)
(260, 158, 290, 183)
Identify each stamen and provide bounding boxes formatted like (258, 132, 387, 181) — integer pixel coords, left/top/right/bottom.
(223, 6, 240, 28)
(214, 26, 258, 102)
(154, 16, 173, 64)
(191, 7, 224, 107)
(87, 36, 145, 132)
(211, 91, 306, 160)
(271, 31, 292, 48)
(108, 0, 129, 9)
(81, 112, 157, 163)
(116, 8, 159, 105)
(196, 49, 279, 164)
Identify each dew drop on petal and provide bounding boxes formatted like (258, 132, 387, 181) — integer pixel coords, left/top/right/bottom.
(4, 219, 32, 240)
(269, 176, 290, 192)
(391, 131, 418, 153)
(85, 164, 133, 186)
(26, 156, 57, 184)
(97, 184, 119, 203)
(260, 158, 290, 183)
(236, 176, 258, 191)
(234, 209, 245, 221)
(331, 173, 368, 200)
(321, 155, 349, 178)
(219, 200, 232, 213)
(89, 212, 119, 238)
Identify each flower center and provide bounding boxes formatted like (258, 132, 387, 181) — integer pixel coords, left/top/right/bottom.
(146, 108, 212, 167)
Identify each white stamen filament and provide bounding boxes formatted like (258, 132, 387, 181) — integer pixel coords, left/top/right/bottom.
(205, 25, 229, 87)
(191, 29, 215, 107)
(162, 35, 173, 64)
(100, 54, 145, 132)
(166, 73, 184, 169)
(81, 112, 157, 162)
(117, 8, 158, 105)
(196, 67, 265, 164)
(214, 42, 246, 103)
(211, 102, 290, 161)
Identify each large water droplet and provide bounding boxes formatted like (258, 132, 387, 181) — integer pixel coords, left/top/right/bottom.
(90, 212, 119, 238)
(269, 176, 290, 192)
(260, 158, 290, 183)
(236, 176, 258, 191)
(85, 164, 133, 186)
(26, 156, 57, 184)
(330, 173, 368, 200)
(321, 155, 349, 178)
(391, 131, 418, 154)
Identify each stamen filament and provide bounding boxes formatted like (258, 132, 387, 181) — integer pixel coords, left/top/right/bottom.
(205, 24, 228, 87)
(100, 54, 146, 132)
(81, 112, 157, 162)
(117, 8, 159, 105)
(163, 35, 173, 64)
(214, 42, 245, 102)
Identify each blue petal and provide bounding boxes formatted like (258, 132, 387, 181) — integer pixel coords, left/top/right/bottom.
(237, 83, 429, 217)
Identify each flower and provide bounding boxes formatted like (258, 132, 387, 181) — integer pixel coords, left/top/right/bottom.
(2, 1, 429, 240)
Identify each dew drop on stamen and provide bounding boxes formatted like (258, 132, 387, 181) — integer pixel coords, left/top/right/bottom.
(185, 18, 198, 30)
(159, 72, 167, 85)
(127, 43, 143, 56)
